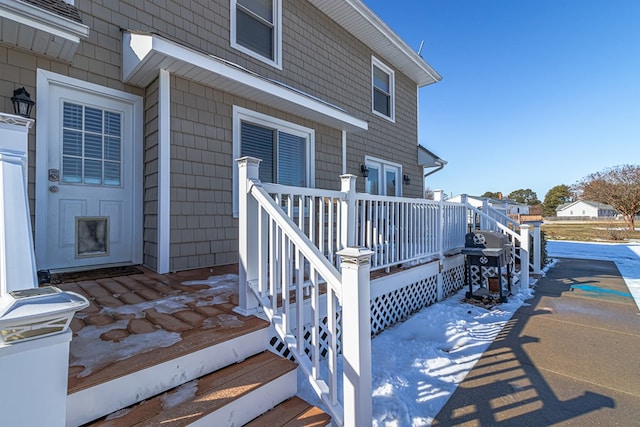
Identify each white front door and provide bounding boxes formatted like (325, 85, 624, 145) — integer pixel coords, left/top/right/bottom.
(37, 80, 139, 270)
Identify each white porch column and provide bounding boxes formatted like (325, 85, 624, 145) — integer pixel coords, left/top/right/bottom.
(338, 247, 373, 427)
(157, 69, 171, 273)
(0, 113, 36, 293)
(339, 174, 357, 249)
(519, 224, 531, 289)
(532, 222, 542, 274)
(236, 157, 261, 315)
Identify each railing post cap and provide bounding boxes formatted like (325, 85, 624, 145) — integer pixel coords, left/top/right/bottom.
(520, 223, 531, 229)
(236, 156, 262, 167)
(339, 174, 357, 179)
(337, 247, 374, 266)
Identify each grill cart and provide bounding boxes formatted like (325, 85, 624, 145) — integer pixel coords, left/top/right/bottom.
(462, 230, 512, 302)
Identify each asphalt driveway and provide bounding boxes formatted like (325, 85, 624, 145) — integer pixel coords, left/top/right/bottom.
(432, 257, 640, 426)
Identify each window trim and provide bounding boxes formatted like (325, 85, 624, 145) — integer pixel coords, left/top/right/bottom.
(233, 106, 315, 216)
(230, 0, 283, 70)
(371, 56, 395, 122)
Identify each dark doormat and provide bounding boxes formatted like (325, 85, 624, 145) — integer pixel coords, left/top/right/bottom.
(49, 266, 144, 284)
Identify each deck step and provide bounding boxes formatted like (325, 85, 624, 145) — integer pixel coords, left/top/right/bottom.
(244, 396, 331, 427)
(87, 351, 299, 426)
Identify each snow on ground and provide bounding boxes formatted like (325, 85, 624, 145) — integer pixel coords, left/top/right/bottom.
(297, 240, 640, 426)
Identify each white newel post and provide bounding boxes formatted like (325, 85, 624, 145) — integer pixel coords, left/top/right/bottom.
(519, 224, 530, 288)
(532, 222, 541, 274)
(338, 247, 373, 427)
(236, 157, 261, 315)
(0, 114, 36, 293)
(461, 194, 469, 233)
(0, 113, 89, 426)
(436, 200, 445, 301)
(481, 199, 490, 230)
(340, 174, 357, 250)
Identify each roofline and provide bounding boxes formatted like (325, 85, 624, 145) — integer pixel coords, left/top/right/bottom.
(308, 0, 442, 87)
(122, 32, 369, 133)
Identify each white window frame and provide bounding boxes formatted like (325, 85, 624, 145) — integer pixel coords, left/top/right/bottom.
(233, 106, 315, 216)
(364, 155, 402, 197)
(371, 56, 395, 122)
(230, 0, 282, 69)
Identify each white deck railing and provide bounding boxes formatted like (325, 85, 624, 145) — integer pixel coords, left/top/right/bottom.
(237, 158, 540, 426)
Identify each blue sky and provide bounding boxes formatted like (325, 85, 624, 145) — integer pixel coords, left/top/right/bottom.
(364, 0, 640, 201)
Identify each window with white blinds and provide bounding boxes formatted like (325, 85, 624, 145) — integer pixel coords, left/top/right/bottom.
(233, 106, 314, 216)
(62, 102, 122, 186)
(240, 120, 308, 187)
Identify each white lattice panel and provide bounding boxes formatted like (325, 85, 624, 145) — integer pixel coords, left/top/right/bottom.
(370, 274, 438, 336)
(269, 312, 343, 361)
(442, 262, 466, 297)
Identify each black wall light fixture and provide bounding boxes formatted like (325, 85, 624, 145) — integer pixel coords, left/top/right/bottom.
(11, 87, 35, 118)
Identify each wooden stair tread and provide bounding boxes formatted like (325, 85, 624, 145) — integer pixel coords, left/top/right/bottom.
(69, 315, 269, 394)
(244, 396, 331, 426)
(88, 351, 297, 427)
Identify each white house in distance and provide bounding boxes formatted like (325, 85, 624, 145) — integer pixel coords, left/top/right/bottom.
(443, 194, 530, 216)
(556, 200, 617, 219)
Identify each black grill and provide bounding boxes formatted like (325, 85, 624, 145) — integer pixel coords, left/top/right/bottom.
(462, 230, 512, 302)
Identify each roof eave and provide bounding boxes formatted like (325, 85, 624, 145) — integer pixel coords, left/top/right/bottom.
(122, 32, 368, 133)
(0, 0, 89, 62)
(307, 0, 442, 87)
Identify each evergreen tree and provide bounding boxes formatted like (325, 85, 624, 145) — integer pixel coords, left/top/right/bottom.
(543, 184, 573, 216)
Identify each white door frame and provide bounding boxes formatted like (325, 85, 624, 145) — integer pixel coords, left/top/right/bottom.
(364, 155, 402, 197)
(35, 69, 144, 271)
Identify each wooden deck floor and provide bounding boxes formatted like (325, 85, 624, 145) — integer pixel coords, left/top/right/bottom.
(50, 264, 270, 394)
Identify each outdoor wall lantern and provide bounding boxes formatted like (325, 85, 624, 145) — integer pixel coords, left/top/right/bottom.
(403, 174, 411, 185)
(360, 164, 369, 178)
(11, 87, 35, 118)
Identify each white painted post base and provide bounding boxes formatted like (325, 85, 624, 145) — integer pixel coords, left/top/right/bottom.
(0, 330, 72, 426)
(338, 247, 373, 427)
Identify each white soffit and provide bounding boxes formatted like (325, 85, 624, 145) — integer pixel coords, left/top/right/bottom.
(0, 0, 88, 62)
(122, 32, 368, 133)
(418, 145, 446, 167)
(307, 0, 441, 87)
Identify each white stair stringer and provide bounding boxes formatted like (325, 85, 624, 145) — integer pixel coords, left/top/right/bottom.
(66, 326, 269, 427)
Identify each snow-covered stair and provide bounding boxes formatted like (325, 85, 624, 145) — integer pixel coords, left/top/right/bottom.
(57, 268, 330, 426)
(86, 351, 309, 426)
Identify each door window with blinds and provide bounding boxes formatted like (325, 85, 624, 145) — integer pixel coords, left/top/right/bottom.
(62, 102, 122, 186)
(233, 106, 315, 215)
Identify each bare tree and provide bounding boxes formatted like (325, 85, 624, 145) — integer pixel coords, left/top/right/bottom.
(577, 164, 640, 230)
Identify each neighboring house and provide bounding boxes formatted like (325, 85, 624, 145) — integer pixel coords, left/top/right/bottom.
(0, 0, 443, 276)
(556, 200, 617, 219)
(446, 194, 530, 216)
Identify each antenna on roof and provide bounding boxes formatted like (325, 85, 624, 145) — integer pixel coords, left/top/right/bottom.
(417, 40, 425, 57)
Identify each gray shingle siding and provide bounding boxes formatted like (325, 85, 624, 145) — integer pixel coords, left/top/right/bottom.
(2, 0, 430, 272)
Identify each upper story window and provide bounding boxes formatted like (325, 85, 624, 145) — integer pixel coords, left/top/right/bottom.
(231, 0, 282, 69)
(372, 57, 395, 121)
